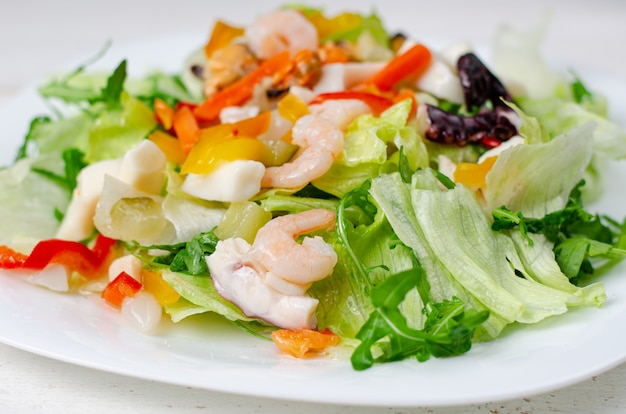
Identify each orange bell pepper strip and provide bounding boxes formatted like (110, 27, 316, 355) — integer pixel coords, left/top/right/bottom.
(173, 105, 201, 154)
(231, 111, 271, 137)
(204, 20, 245, 59)
(0, 246, 28, 269)
(360, 43, 432, 91)
(153, 98, 175, 131)
(271, 328, 340, 358)
(193, 50, 291, 122)
(308, 91, 394, 116)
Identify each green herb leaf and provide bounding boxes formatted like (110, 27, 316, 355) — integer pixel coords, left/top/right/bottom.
(570, 71, 593, 104)
(140, 231, 220, 275)
(350, 262, 488, 370)
(102, 60, 127, 109)
(491, 180, 626, 281)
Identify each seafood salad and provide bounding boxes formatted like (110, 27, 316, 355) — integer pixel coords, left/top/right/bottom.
(1, 5, 626, 371)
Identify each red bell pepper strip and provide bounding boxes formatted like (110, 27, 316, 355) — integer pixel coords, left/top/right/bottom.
(360, 43, 432, 91)
(101, 271, 143, 308)
(308, 91, 394, 116)
(193, 50, 291, 122)
(21, 234, 116, 279)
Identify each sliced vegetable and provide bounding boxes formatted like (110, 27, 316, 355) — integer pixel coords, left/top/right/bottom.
(141, 269, 181, 306)
(204, 20, 245, 59)
(454, 156, 497, 190)
(180, 112, 271, 174)
(277, 93, 310, 123)
(154, 98, 175, 130)
(173, 105, 201, 154)
(21, 234, 116, 278)
(360, 44, 432, 91)
(271, 328, 340, 358)
(194, 51, 291, 122)
(0, 246, 28, 269)
(149, 129, 186, 165)
(102, 271, 143, 307)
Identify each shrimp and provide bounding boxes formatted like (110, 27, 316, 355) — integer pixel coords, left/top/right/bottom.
(262, 114, 341, 188)
(261, 99, 371, 189)
(206, 209, 337, 329)
(309, 98, 372, 131)
(245, 9, 318, 60)
(245, 209, 337, 288)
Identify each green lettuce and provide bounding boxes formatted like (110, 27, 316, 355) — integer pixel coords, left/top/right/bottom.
(0, 155, 69, 250)
(313, 99, 428, 197)
(308, 181, 421, 339)
(369, 167, 605, 339)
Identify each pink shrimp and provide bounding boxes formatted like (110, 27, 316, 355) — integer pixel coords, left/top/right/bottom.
(261, 99, 371, 189)
(244, 209, 337, 288)
(244, 9, 318, 60)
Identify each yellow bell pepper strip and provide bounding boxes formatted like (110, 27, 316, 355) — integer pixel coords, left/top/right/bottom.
(153, 98, 175, 131)
(101, 271, 142, 308)
(141, 269, 180, 306)
(306, 11, 361, 41)
(271, 328, 340, 358)
(182, 137, 266, 175)
(308, 91, 394, 116)
(180, 112, 271, 175)
(173, 105, 200, 154)
(18, 235, 116, 279)
(454, 156, 498, 190)
(204, 20, 245, 59)
(193, 50, 291, 122)
(148, 129, 186, 165)
(277, 93, 310, 123)
(0, 246, 28, 269)
(360, 43, 432, 91)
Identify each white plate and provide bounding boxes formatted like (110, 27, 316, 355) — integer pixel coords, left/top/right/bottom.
(1, 33, 626, 408)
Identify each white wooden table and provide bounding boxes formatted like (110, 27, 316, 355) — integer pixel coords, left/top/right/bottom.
(1, 1, 626, 412)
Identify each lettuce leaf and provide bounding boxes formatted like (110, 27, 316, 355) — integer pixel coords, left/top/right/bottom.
(370, 169, 599, 339)
(485, 122, 594, 217)
(308, 181, 420, 339)
(313, 99, 428, 197)
(0, 155, 69, 251)
(161, 269, 253, 322)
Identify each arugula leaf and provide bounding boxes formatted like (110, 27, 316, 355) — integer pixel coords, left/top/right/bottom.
(139, 231, 220, 275)
(351, 263, 488, 370)
(491, 180, 625, 281)
(570, 71, 593, 104)
(102, 59, 127, 109)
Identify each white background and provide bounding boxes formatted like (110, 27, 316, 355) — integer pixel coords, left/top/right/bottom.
(1, 0, 626, 413)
